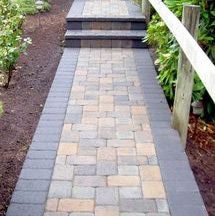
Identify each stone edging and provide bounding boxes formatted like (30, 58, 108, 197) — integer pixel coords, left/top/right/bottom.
(134, 49, 208, 216)
(6, 48, 80, 216)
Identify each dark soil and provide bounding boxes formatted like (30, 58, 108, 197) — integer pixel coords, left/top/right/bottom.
(0, 0, 73, 215)
(187, 116, 215, 216)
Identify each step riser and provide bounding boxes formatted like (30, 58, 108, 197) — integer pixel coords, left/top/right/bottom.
(65, 39, 147, 48)
(67, 21, 146, 30)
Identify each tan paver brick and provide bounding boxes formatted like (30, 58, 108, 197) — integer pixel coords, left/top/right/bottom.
(84, 105, 98, 112)
(95, 206, 119, 216)
(72, 85, 85, 92)
(100, 78, 112, 84)
(45, 198, 58, 212)
(99, 95, 113, 103)
(97, 147, 116, 161)
(99, 117, 115, 127)
(117, 147, 136, 156)
(139, 165, 162, 181)
(99, 104, 114, 112)
(62, 124, 72, 131)
(142, 181, 166, 198)
(136, 144, 156, 156)
(58, 199, 94, 212)
(131, 106, 147, 115)
(82, 117, 98, 125)
(58, 143, 78, 155)
(107, 139, 135, 147)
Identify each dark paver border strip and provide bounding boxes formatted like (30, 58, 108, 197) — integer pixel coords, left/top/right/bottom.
(125, 0, 145, 17)
(134, 49, 208, 216)
(6, 48, 80, 216)
(67, 0, 86, 18)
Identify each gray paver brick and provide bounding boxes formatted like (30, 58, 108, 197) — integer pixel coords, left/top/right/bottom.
(74, 165, 96, 175)
(118, 166, 138, 175)
(80, 139, 106, 147)
(118, 156, 138, 165)
(67, 155, 96, 165)
(74, 176, 106, 187)
(7, 204, 44, 216)
(20, 169, 52, 180)
(23, 159, 54, 169)
(72, 186, 95, 199)
(156, 199, 169, 213)
(48, 181, 72, 198)
(11, 191, 47, 204)
(96, 187, 119, 205)
(119, 187, 142, 199)
(16, 179, 50, 191)
(27, 150, 56, 159)
(52, 164, 74, 180)
(120, 199, 157, 212)
(97, 161, 117, 175)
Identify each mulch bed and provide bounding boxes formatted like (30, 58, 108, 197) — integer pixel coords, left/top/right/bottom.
(0, 0, 73, 215)
(187, 116, 215, 216)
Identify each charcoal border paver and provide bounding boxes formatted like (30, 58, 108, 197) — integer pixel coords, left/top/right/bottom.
(134, 49, 208, 216)
(6, 48, 79, 216)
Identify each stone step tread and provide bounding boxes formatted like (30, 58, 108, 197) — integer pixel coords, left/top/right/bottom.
(67, 0, 145, 22)
(65, 30, 146, 39)
(67, 16, 146, 22)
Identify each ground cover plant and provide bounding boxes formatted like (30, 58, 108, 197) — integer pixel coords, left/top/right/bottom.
(145, 0, 215, 121)
(12, 0, 51, 15)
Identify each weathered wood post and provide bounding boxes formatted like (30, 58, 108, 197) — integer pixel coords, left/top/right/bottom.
(172, 4, 200, 147)
(142, 0, 151, 23)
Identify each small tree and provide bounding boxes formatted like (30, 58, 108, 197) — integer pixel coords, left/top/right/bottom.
(0, 0, 31, 87)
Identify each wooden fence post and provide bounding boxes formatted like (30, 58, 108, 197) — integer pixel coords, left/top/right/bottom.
(172, 4, 200, 147)
(142, 0, 151, 23)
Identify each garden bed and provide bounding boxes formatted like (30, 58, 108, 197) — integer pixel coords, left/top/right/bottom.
(0, 0, 73, 214)
(187, 116, 215, 216)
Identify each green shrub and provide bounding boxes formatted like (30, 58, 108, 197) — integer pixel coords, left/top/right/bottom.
(146, 0, 215, 121)
(0, 0, 32, 87)
(12, 0, 51, 15)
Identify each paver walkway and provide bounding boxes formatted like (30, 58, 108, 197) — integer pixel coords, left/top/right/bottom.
(44, 48, 169, 216)
(7, 0, 207, 216)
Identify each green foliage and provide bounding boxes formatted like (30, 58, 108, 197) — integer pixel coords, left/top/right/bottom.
(12, 0, 51, 15)
(12, 0, 37, 14)
(0, 101, 3, 117)
(146, 0, 215, 121)
(0, 0, 31, 86)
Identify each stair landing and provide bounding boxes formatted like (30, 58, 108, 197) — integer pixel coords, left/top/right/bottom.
(65, 0, 147, 48)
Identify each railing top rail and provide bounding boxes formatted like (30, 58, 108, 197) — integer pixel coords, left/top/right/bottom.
(148, 0, 215, 102)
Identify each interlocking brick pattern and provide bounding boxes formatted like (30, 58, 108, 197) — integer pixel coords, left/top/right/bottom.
(83, 0, 129, 17)
(44, 48, 170, 215)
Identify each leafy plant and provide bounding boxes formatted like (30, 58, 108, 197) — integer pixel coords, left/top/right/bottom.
(0, 0, 32, 87)
(12, 0, 51, 15)
(145, 0, 215, 121)
(0, 101, 3, 117)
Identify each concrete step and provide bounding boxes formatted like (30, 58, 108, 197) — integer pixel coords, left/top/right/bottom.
(67, 17, 147, 30)
(65, 30, 147, 48)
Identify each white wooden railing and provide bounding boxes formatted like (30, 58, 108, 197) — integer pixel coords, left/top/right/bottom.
(141, 0, 215, 146)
